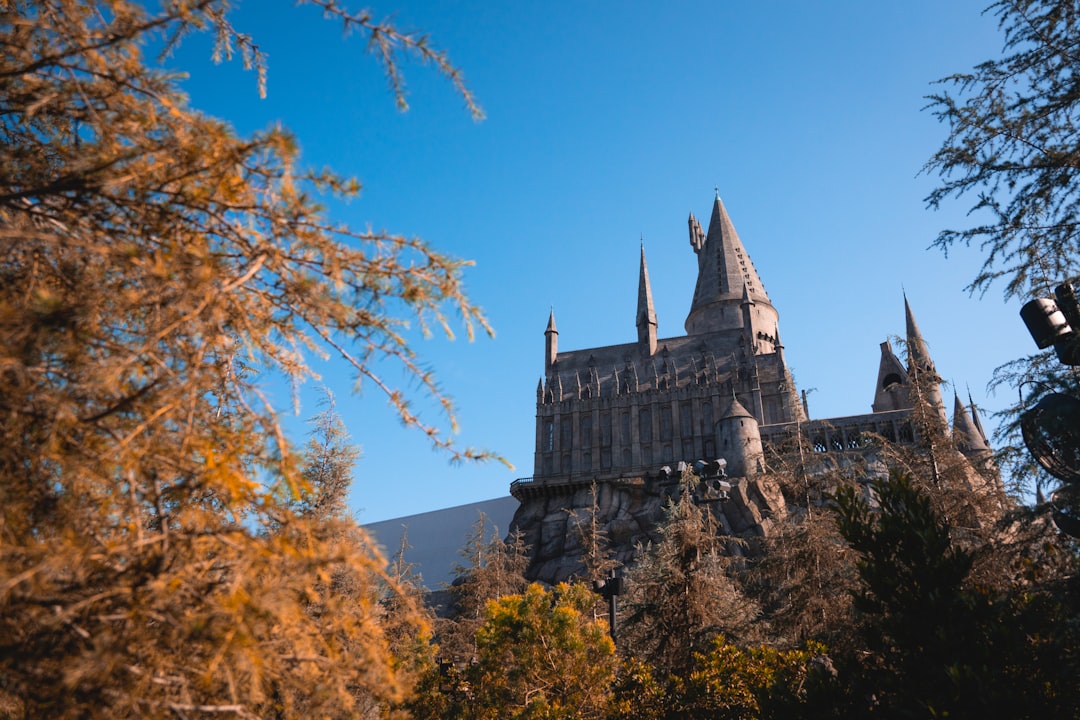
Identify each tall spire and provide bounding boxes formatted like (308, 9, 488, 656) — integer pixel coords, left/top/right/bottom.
(685, 193, 775, 335)
(968, 387, 990, 445)
(544, 308, 558, 373)
(637, 244, 658, 356)
(904, 294, 948, 429)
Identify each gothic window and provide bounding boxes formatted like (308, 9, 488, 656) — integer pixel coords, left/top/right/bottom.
(544, 421, 554, 451)
(682, 438, 694, 461)
(543, 455, 553, 475)
(601, 449, 612, 470)
(622, 448, 631, 466)
(561, 415, 573, 448)
(660, 406, 672, 441)
(702, 402, 713, 433)
(680, 403, 692, 437)
(640, 408, 652, 443)
(581, 451, 592, 472)
(703, 437, 716, 458)
(620, 412, 631, 446)
(600, 413, 612, 447)
(662, 444, 673, 462)
(581, 416, 593, 448)
(642, 444, 653, 465)
(561, 454, 571, 474)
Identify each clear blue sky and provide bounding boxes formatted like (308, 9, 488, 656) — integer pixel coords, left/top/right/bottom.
(166, 1, 1029, 522)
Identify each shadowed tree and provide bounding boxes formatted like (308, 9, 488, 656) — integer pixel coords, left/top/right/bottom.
(622, 470, 760, 676)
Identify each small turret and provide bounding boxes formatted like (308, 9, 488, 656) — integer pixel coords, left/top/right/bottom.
(688, 212, 705, 253)
(545, 309, 558, 373)
(637, 245, 658, 356)
(717, 395, 764, 477)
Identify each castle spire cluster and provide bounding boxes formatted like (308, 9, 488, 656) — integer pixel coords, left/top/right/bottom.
(513, 190, 1000, 584)
(528, 192, 992, 486)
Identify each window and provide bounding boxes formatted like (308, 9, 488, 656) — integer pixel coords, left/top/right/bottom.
(660, 405, 672, 441)
(680, 403, 692, 437)
(561, 415, 573, 448)
(581, 416, 593, 448)
(640, 408, 652, 443)
(544, 421, 554, 451)
(620, 412, 631, 445)
(600, 413, 612, 447)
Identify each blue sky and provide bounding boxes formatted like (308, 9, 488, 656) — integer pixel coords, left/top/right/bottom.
(167, 1, 1030, 522)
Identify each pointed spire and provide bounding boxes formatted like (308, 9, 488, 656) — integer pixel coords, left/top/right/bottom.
(904, 293, 936, 376)
(953, 391, 991, 457)
(544, 308, 558, 373)
(637, 244, 658, 356)
(968, 387, 990, 445)
(903, 294, 948, 429)
(685, 193, 774, 334)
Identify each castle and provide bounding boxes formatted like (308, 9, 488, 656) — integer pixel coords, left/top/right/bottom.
(509, 192, 995, 583)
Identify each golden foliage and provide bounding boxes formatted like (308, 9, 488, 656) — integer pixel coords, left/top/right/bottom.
(0, 1, 489, 716)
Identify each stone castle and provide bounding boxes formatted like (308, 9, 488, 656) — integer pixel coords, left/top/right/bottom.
(509, 192, 995, 583)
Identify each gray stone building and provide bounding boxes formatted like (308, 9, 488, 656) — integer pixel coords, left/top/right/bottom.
(510, 192, 994, 583)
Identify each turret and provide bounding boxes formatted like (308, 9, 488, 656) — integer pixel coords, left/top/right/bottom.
(545, 309, 558, 373)
(685, 192, 779, 337)
(871, 340, 912, 413)
(636, 245, 658, 356)
(716, 396, 764, 477)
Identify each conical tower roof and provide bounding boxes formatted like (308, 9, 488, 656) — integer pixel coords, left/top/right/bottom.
(685, 193, 774, 334)
(905, 293, 937, 376)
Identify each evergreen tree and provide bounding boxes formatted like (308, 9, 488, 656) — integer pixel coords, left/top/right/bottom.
(622, 469, 759, 676)
(833, 471, 1079, 718)
(438, 515, 529, 663)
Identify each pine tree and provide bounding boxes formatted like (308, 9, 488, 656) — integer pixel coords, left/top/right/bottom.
(438, 515, 529, 663)
(622, 469, 759, 676)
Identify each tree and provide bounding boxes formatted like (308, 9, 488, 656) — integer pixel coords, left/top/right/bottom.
(0, 1, 490, 716)
(438, 514, 529, 663)
(833, 471, 1079, 718)
(466, 583, 616, 720)
(622, 470, 760, 676)
(924, 0, 1080, 493)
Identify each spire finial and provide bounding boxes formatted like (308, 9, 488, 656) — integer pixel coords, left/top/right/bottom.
(714, 185, 720, 199)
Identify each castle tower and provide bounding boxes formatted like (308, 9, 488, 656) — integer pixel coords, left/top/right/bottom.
(904, 295, 949, 430)
(636, 245, 658, 356)
(685, 193, 779, 336)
